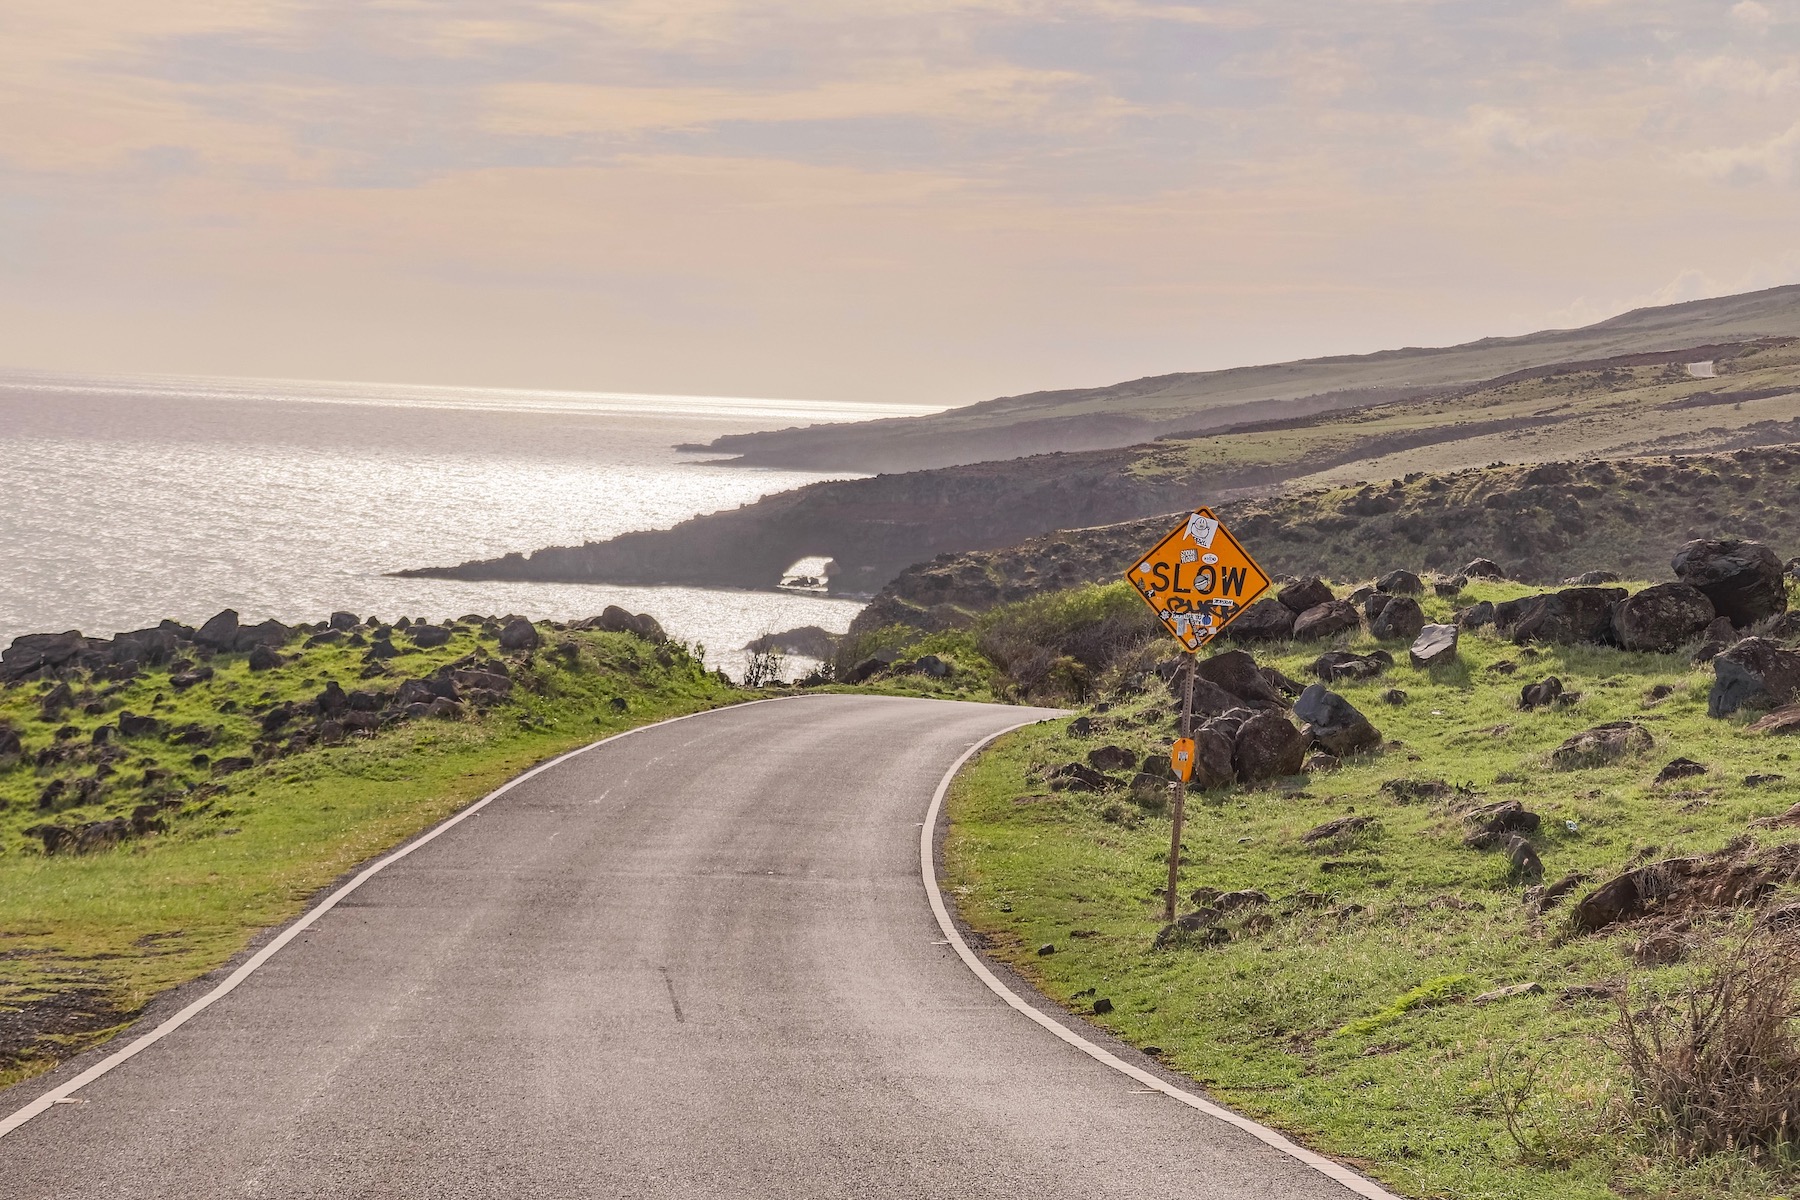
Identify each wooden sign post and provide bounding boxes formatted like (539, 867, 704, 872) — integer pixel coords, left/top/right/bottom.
(1122, 507, 1271, 923)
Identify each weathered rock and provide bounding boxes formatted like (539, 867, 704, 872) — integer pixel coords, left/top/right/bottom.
(1301, 815, 1373, 844)
(329, 611, 360, 631)
(211, 756, 255, 776)
(498, 619, 540, 652)
(170, 667, 214, 690)
(1749, 706, 1800, 735)
(1380, 687, 1407, 705)
(1216, 889, 1270, 911)
(1362, 592, 1392, 622)
(246, 645, 281, 672)
(38, 681, 74, 720)
(1292, 600, 1360, 640)
(234, 619, 291, 651)
(1, 631, 87, 682)
(451, 669, 512, 695)
(1467, 800, 1542, 838)
(1409, 624, 1458, 668)
(1692, 615, 1740, 664)
(1654, 757, 1707, 782)
(1194, 650, 1287, 710)
(1376, 569, 1424, 595)
(1461, 558, 1505, 579)
(1188, 729, 1236, 790)
(1047, 762, 1110, 792)
(1672, 538, 1788, 628)
(1233, 711, 1307, 783)
(1709, 637, 1800, 717)
(1518, 676, 1563, 710)
(1569, 570, 1621, 586)
(74, 818, 130, 854)
(1455, 600, 1496, 630)
(408, 624, 452, 649)
(1086, 745, 1137, 772)
(914, 654, 951, 678)
(1549, 721, 1652, 769)
(1611, 583, 1715, 653)
(1277, 577, 1334, 613)
(1222, 598, 1296, 643)
(1506, 836, 1544, 880)
(193, 609, 240, 651)
(1294, 684, 1382, 756)
(1509, 587, 1627, 645)
(1310, 650, 1391, 683)
(1368, 596, 1426, 641)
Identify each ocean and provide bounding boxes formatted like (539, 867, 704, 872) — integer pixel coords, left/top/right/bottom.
(0, 371, 939, 677)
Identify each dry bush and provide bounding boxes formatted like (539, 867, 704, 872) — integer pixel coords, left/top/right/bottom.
(975, 583, 1159, 702)
(1613, 930, 1800, 1161)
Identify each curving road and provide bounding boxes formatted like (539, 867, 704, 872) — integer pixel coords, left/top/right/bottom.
(0, 695, 1380, 1199)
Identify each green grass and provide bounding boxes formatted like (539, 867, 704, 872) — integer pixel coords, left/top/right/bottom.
(0, 620, 743, 1089)
(943, 580, 1800, 1199)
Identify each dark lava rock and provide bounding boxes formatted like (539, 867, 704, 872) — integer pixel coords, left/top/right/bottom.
(450, 669, 512, 695)
(329, 611, 360, 631)
(1222, 598, 1297, 643)
(499, 619, 541, 652)
(1047, 762, 1110, 792)
(1749, 706, 1800, 735)
(1709, 637, 1800, 717)
(1569, 570, 1622, 586)
(362, 639, 400, 662)
(1, 631, 87, 682)
(1672, 538, 1788, 628)
(234, 619, 290, 651)
(246, 645, 281, 672)
(1509, 588, 1628, 645)
(1092, 998, 1114, 1015)
(1410, 624, 1458, 668)
(1506, 837, 1543, 881)
(408, 624, 452, 649)
(1572, 841, 1800, 933)
(1550, 721, 1652, 769)
(1067, 716, 1094, 737)
(315, 681, 349, 715)
(1462, 558, 1505, 579)
(193, 609, 240, 651)
(1692, 615, 1740, 664)
(170, 667, 214, 690)
(1216, 889, 1270, 911)
(1381, 688, 1407, 705)
(914, 654, 951, 679)
(1362, 592, 1392, 622)
(1455, 601, 1496, 630)
(1310, 650, 1391, 683)
(842, 658, 885, 684)
(1376, 569, 1424, 595)
(1301, 815, 1373, 844)
(1655, 757, 1707, 783)
(1293, 600, 1361, 641)
(1611, 583, 1716, 653)
(1233, 711, 1307, 783)
(1369, 596, 1426, 642)
(38, 681, 74, 719)
(1519, 676, 1564, 710)
(1195, 650, 1287, 710)
(1086, 744, 1137, 772)
(211, 756, 255, 777)
(1294, 684, 1381, 756)
(1467, 800, 1542, 838)
(74, 818, 131, 854)
(1189, 729, 1237, 790)
(1277, 577, 1335, 613)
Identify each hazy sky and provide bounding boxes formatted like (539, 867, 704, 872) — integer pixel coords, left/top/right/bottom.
(4, 1, 1798, 405)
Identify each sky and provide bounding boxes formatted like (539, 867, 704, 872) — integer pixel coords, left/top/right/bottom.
(3, 0, 1798, 406)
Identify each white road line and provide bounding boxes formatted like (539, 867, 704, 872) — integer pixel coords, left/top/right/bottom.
(920, 722, 1403, 1200)
(0, 698, 786, 1142)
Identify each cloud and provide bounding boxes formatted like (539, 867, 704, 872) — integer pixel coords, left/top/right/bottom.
(1678, 54, 1800, 97)
(1690, 120, 1800, 184)
(1732, 0, 1775, 26)
(1454, 106, 1568, 161)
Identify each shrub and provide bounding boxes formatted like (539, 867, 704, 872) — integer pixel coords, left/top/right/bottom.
(1614, 931, 1800, 1161)
(975, 583, 1160, 701)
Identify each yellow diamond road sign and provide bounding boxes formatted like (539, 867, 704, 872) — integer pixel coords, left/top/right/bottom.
(1124, 507, 1272, 651)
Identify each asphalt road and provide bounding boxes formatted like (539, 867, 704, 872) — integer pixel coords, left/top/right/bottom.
(1, 694, 1375, 1199)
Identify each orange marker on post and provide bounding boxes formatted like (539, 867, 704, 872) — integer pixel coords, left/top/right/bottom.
(1170, 738, 1196, 783)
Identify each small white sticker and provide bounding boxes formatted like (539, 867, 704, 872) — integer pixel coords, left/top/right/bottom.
(1184, 512, 1219, 547)
(1201, 553, 1217, 565)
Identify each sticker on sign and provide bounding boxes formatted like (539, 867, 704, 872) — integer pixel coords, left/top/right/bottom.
(1124, 507, 1272, 651)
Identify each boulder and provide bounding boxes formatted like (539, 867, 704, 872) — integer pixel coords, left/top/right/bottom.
(1222, 599, 1296, 643)
(1611, 583, 1715, 653)
(1310, 650, 1392, 683)
(1189, 729, 1236, 790)
(328, 611, 360, 631)
(1277, 577, 1334, 613)
(1294, 684, 1382, 756)
(1462, 558, 1505, 579)
(1, 631, 87, 682)
(409, 624, 452, 649)
(1550, 721, 1652, 769)
(246, 645, 281, 672)
(1509, 588, 1627, 645)
(1233, 711, 1307, 783)
(1519, 676, 1563, 710)
(1655, 757, 1707, 783)
(1692, 615, 1740, 664)
(1376, 569, 1424, 595)
(1672, 538, 1788, 628)
(499, 619, 540, 652)
(1194, 650, 1287, 710)
(914, 654, 951, 679)
(1410, 624, 1458, 668)
(1749, 706, 1800, 735)
(1086, 745, 1137, 772)
(193, 609, 240, 651)
(234, 619, 291, 651)
(1292, 600, 1360, 640)
(1368, 596, 1426, 642)
(1569, 570, 1621, 585)
(1455, 600, 1496, 630)
(1362, 592, 1392, 622)
(1709, 637, 1800, 717)
(1047, 762, 1110, 792)
(315, 681, 349, 714)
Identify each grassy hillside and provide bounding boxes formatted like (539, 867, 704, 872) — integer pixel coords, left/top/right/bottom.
(941, 577, 1800, 1199)
(687, 285, 1800, 472)
(0, 613, 741, 1091)
(870, 444, 1800, 631)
